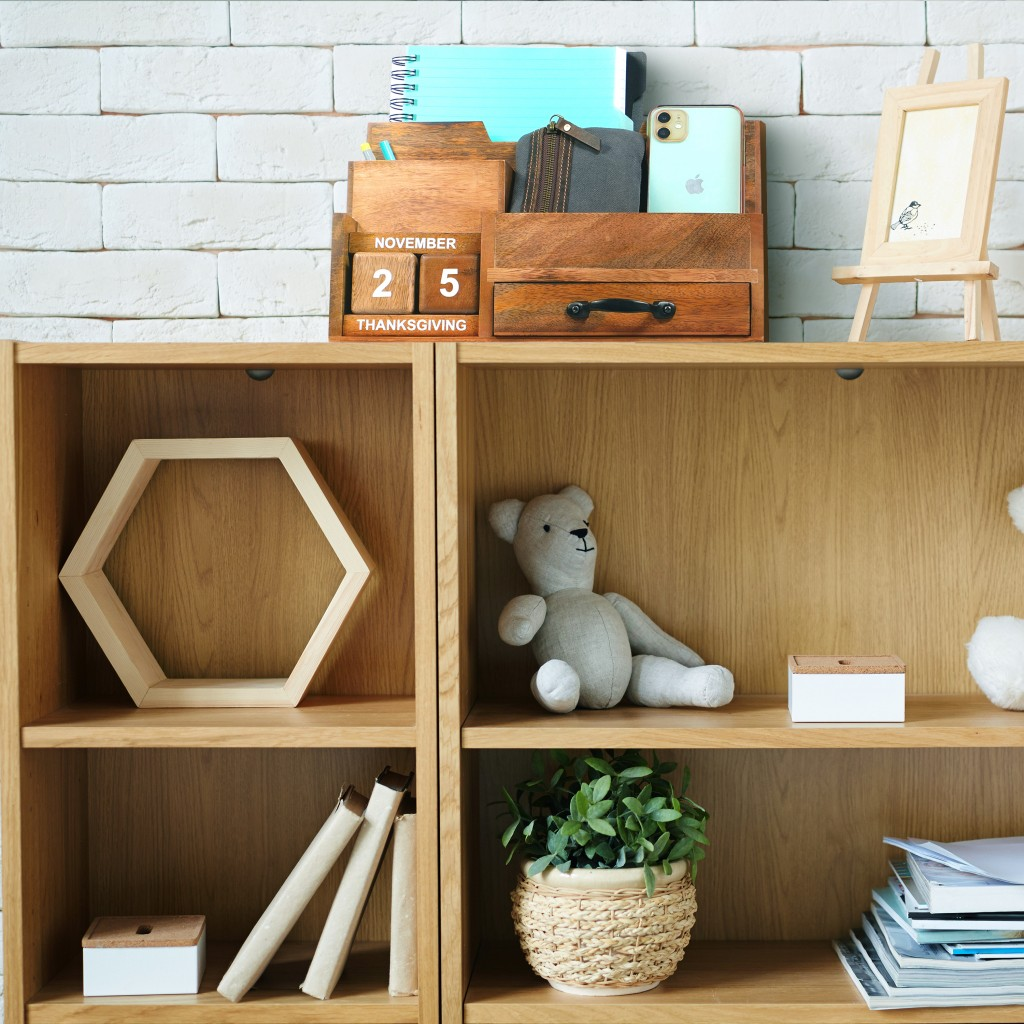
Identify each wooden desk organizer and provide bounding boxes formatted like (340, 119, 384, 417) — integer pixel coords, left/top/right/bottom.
(480, 120, 767, 340)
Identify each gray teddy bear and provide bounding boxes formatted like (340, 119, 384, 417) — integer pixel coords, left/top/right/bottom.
(489, 485, 735, 714)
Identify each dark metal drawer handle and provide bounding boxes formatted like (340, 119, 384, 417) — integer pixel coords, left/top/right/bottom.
(565, 298, 676, 321)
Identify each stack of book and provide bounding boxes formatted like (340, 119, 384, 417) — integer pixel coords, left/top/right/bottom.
(835, 836, 1024, 1010)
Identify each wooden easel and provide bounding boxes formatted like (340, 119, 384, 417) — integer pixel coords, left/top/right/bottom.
(833, 45, 1004, 342)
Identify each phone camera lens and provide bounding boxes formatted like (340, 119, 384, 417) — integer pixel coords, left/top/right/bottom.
(656, 127, 670, 139)
(657, 111, 671, 123)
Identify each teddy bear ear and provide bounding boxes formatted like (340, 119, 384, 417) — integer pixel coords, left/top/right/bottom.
(488, 499, 526, 544)
(559, 485, 594, 518)
(1009, 485, 1024, 534)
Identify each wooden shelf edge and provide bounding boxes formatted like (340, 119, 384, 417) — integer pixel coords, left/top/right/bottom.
(27, 943, 417, 1024)
(461, 695, 1024, 749)
(21, 696, 418, 749)
(455, 340, 1024, 367)
(10, 342, 415, 367)
(464, 940, 1024, 1023)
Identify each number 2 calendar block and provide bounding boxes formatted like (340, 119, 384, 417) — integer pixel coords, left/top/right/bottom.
(349, 252, 417, 314)
(418, 254, 479, 314)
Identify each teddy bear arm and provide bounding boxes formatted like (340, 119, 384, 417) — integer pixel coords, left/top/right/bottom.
(604, 592, 704, 667)
(498, 594, 547, 646)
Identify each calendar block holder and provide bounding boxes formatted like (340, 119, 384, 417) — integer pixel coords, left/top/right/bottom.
(329, 213, 482, 339)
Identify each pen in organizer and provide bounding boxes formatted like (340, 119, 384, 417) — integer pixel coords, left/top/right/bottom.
(360, 142, 376, 161)
(380, 140, 397, 161)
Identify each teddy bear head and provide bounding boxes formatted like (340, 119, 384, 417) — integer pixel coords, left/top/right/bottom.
(488, 485, 596, 597)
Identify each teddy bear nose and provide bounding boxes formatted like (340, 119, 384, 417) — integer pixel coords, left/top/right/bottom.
(570, 528, 588, 539)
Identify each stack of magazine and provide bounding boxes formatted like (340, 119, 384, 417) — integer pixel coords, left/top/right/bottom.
(835, 836, 1024, 1010)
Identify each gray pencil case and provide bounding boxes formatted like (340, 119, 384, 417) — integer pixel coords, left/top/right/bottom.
(510, 116, 645, 214)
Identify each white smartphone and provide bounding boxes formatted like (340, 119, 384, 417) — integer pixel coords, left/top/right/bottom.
(646, 105, 744, 214)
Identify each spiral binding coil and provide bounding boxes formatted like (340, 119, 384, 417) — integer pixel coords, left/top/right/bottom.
(390, 55, 418, 122)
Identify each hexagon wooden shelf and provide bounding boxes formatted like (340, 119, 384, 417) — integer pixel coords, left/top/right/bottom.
(59, 437, 374, 708)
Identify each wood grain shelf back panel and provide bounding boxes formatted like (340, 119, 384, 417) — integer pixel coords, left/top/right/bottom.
(467, 365, 1024, 701)
(78, 367, 414, 702)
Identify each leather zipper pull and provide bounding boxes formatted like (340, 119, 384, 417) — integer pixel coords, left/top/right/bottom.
(548, 115, 601, 152)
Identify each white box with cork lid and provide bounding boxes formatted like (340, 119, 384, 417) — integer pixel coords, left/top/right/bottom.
(787, 655, 905, 723)
(82, 915, 206, 996)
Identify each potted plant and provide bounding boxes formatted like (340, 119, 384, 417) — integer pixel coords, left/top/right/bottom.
(499, 749, 709, 996)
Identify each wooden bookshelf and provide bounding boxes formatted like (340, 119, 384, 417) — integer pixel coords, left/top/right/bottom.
(436, 340, 1024, 1024)
(0, 343, 438, 1024)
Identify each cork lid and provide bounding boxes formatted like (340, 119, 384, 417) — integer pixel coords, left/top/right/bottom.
(788, 655, 905, 674)
(82, 915, 205, 948)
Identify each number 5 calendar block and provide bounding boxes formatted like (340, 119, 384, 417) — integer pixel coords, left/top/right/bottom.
(349, 252, 417, 314)
(418, 255, 479, 314)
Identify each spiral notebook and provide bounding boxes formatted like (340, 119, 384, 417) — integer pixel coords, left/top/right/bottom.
(389, 46, 644, 142)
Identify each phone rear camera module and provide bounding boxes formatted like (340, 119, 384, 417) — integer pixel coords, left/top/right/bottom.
(657, 111, 671, 123)
(656, 127, 671, 139)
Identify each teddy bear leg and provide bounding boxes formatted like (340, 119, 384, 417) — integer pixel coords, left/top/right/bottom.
(531, 660, 581, 714)
(625, 655, 735, 709)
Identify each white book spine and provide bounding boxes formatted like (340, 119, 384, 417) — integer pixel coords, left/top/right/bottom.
(388, 812, 417, 997)
(300, 768, 410, 1000)
(217, 787, 367, 1003)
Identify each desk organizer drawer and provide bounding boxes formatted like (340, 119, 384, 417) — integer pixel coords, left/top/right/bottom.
(492, 281, 751, 336)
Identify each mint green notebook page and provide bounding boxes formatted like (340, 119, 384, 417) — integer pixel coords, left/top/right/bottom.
(399, 46, 631, 141)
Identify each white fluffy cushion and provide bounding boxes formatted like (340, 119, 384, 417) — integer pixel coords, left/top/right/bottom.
(966, 616, 1024, 711)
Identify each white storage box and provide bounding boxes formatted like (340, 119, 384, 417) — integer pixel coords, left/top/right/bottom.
(82, 915, 206, 996)
(788, 655, 905, 723)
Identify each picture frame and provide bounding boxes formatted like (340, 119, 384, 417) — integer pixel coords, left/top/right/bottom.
(833, 46, 1009, 342)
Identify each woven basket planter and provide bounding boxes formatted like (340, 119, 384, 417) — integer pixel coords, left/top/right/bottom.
(511, 859, 696, 996)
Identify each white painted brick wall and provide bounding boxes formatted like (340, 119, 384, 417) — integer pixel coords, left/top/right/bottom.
(111, 316, 328, 341)
(229, 1, 461, 45)
(218, 115, 373, 180)
(696, 1, 926, 46)
(0, 1, 230, 46)
(0, 251, 217, 316)
(462, 2, 695, 46)
(0, 114, 216, 181)
(102, 183, 332, 248)
(218, 250, 330, 315)
(927, 1, 1024, 44)
(0, 183, 102, 249)
(0, 316, 113, 342)
(101, 46, 333, 113)
(0, 48, 99, 114)
(0, 0, 1020, 349)
(643, 47, 800, 117)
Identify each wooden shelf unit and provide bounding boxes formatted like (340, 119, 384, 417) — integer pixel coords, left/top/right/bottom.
(0, 343, 438, 1024)
(435, 340, 1024, 1023)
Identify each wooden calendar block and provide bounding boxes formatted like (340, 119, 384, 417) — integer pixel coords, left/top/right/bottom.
(349, 252, 417, 314)
(418, 254, 479, 314)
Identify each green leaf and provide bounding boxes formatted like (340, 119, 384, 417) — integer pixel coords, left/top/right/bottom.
(591, 774, 611, 801)
(576, 829, 591, 846)
(589, 817, 616, 837)
(587, 799, 614, 819)
(643, 863, 656, 898)
(523, 819, 536, 838)
(650, 832, 670, 859)
(501, 821, 519, 847)
(504, 842, 519, 865)
(501, 787, 521, 818)
(651, 808, 682, 822)
(662, 858, 672, 876)
(681, 824, 710, 845)
(668, 838, 693, 862)
(550, 768, 564, 788)
(623, 797, 645, 818)
(527, 854, 555, 876)
(619, 765, 654, 780)
(584, 757, 616, 777)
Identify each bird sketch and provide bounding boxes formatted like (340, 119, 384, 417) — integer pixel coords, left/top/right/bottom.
(892, 200, 921, 231)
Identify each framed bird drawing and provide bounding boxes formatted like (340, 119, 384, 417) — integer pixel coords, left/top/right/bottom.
(833, 45, 1008, 342)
